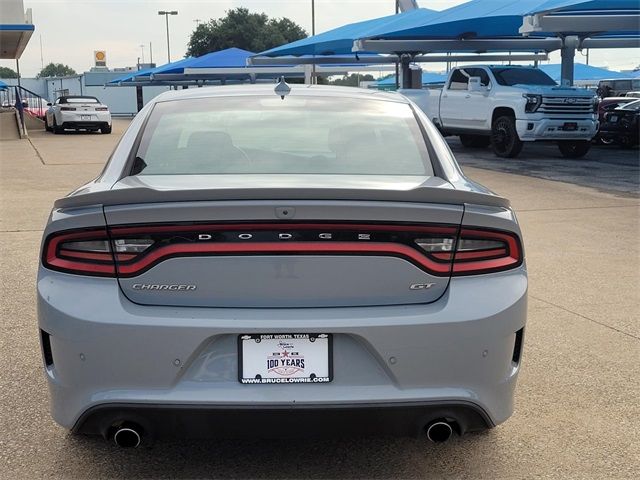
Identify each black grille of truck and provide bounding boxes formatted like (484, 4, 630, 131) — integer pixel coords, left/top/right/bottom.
(538, 96, 594, 116)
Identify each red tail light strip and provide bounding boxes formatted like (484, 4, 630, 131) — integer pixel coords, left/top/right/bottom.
(42, 223, 522, 277)
(58, 249, 136, 262)
(432, 248, 508, 261)
(46, 256, 115, 275)
(114, 241, 452, 277)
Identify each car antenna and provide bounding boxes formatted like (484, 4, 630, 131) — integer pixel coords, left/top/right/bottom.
(275, 77, 291, 100)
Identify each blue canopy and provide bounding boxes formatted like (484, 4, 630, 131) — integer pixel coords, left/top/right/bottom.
(110, 48, 255, 84)
(259, 9, 439, 57)
(525, 0, 639, 14)
(0, 80, 8, 90)
(110, 57, 194, 84)
(538, 63, 627, 81)
(376, 71, 447, 87)
(161, 47, 254, 72)
(538, 63, 626, 81)
(259, 0, 639, 57)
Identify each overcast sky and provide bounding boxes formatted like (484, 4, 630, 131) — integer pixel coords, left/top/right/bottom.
(2, 0, 638, 77)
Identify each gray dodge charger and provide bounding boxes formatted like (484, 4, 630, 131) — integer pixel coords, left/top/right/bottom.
(38, 83, 527, 447)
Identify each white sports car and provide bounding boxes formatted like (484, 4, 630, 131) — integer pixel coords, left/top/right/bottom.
(45, 95, 112, 134)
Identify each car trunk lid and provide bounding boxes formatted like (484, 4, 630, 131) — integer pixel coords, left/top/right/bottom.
(94, 174, 507, 308)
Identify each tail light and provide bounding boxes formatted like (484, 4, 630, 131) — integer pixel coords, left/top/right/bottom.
(416, 227, 522, 275)
(60, 107, 76, 111)
(42, 224, 522, 278)
(42, 228, 154, 277)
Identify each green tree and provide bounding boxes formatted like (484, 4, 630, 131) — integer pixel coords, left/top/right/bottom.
(330, 73, 375, 87)
(0, 66, 19, 78)
(36, 63, 77, 78)
(186, 7, 307, 57)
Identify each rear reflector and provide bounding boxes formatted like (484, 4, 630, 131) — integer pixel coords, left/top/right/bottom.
(42, 223, 522, 278)
(40, 330, 54, 367)
(512, 328, 524, 364)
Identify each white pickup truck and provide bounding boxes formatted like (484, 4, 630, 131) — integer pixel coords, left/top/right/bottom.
(402, 65, 599, 158)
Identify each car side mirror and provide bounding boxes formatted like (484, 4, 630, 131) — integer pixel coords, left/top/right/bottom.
(47, 102, 52, 106)
(468, 77, 487, 93)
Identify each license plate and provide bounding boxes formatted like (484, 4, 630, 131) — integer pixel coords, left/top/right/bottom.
(562, 122, 578, 131)
(81, 115, 91, 121)
(238, 333, 332, 384)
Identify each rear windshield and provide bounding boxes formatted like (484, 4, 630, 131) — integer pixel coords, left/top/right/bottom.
(132, 95, 433, 176)
(61, 97, 100, 104)
(491, 68, 557, 86)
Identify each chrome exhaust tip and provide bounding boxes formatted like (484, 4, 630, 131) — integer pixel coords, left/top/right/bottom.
(426, 421, 453, 443)
(113, 425, 142, 448)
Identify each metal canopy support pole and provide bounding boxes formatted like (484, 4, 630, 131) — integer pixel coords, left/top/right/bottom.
(16, 59, 21, 87)
(304, 64, 312, 84)
(311, 0, 316, 84)
(136, 86, 143, 112)
(560, 36, 578, 86)
(400, 54, 411, 89)
(395, 0, 399, 90)
(165, 14, 171, 63)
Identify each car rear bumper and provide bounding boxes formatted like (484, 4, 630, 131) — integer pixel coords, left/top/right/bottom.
(516, 118, 598, 140)
(74, 401, 492, 439)
(58, 111, 111, 129)
(60, 121, 110, 130)
(37, 266, 527, 436)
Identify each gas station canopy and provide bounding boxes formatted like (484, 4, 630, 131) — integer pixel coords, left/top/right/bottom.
(0, 0, 34, 59)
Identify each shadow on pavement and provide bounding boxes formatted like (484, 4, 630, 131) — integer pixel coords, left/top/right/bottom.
(62, 429, 500, 479)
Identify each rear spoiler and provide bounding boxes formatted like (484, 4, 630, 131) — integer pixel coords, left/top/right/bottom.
(54, 185, 511, 210)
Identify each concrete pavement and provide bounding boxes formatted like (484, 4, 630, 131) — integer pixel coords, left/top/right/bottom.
(1, 121, 638, 478)
(451, 138, 639, 196)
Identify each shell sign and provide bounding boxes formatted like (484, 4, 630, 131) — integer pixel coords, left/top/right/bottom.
(94, 51, 107, 67)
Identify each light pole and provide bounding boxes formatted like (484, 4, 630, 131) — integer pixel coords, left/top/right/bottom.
(158, 10, 178, 63)
(311, 0, 315, 84)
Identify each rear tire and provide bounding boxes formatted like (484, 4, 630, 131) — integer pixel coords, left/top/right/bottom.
(459, 134, 490, 148)
(558, 140, 591, 158)
(596, 135, 615, 145)
(101, 125, 112, 134)
(53, 117, 63, 134)
(491, 116, 523, 158)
